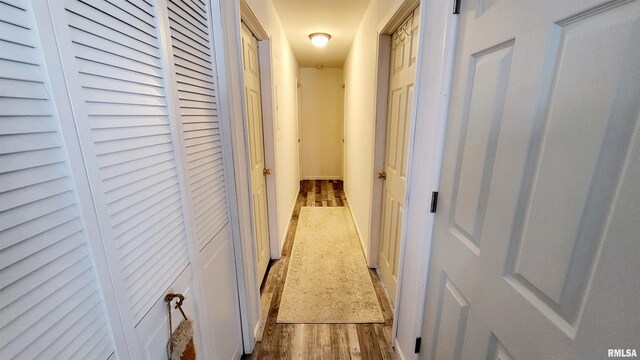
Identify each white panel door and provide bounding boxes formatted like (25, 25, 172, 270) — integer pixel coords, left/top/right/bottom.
(379, 6, 420, 304)
(165, 0, 242, 358)
(421, 1, 640, 359)
(240, 23, 270, 285)
(0, 2, 115, 359)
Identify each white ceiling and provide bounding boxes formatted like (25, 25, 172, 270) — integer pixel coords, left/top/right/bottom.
(272, 0, 371, 67)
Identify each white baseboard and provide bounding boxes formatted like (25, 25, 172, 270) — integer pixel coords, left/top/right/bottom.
(394, 337, 409, 360)
(301, 175, 342, 180)
(343, 190, 369, 264)
(279, 184, 299, 257)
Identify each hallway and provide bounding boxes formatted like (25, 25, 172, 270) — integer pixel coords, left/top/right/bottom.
(245, 181, 395, 359)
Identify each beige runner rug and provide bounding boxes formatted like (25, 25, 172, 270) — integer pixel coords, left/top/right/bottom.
(277, 207, 384, 323)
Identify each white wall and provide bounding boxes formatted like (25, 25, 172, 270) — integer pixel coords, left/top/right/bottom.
(343, 0, 399, 262)
(299, 67, 344, 180)
(245, 0, 301, 254)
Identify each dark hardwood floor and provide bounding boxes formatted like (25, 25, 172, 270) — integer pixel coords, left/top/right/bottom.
(242, 180, 396, 359)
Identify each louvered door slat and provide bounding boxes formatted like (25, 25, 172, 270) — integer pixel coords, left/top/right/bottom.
(0, 226, 84, 288)
(125, 231, 186, 292)
(190, 161, 222, 183)
(187, 0, 206, 12)
(15, 284, 99, 359)
(69, 29, 161, 68)
(65, 0, 155, 38)
(176, 79, 215, 96)
(102, 157, 177, 188)
(44, 304, 104, 358)
(76, 59, 164, 87)
(0, 178, 71, 213)
(0, 39, 38, 64)
(106, 167, 176, 203)
(188, 149, 222, 169)
(129, 245, 189, 317)
(187, 150, 223, 169)
(0, 162, 67, 193)
(1, 116, 58, 135)
(72, 43, 162, 78)
(84, 88, 166, 106)
(0, 223, 82, 279)
(185, 143, 221, 158)
(0, 22, 32, 45)
(51, 307, 108, 359)
(179, 91, 216, 104)
(0, 192, 75, 233)
(0, 59, 41, 82)
(0, 206, 78, 257)
(80, 75, 165, 98)
(167, 3, 207, 37)
(174, 63, 215, 83)
(169, 28, 209, 56)
(102, 162, 176, 196)
(0, 268, 94, 331)
(0, 150, 67, 178)
(0, 0, 26, 10)
(94, 134, 173, 158)
(182, 120, 218, 132)
(0, 78, 48, 98)
(119, 211, 184, 268)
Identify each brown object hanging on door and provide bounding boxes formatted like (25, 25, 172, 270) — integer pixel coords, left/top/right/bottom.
(165, 293, 196, 360)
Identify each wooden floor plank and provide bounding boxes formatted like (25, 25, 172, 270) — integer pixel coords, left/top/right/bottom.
(242, 180, 395, 359)
(346, 324, 362, 360)
(331, 324, 352, 360)
(321, 180, 328, 206)
(327, 181, 336, 206)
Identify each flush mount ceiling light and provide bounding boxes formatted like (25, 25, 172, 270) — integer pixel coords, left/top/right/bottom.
(309, 33, 331, 47)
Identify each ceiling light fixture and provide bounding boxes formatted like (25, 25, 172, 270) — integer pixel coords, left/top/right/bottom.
(309, 33, 331, 47)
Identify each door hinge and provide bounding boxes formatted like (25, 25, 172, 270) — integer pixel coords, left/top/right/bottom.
(430, 191, 439, 213)
(453, 0, 461, 14)
(414, 337, 422, 353)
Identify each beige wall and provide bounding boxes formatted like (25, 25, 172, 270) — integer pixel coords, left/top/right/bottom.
(343, 0, 399, 262)
(299, 67, 344, 180)
(245, 0, 300, 253)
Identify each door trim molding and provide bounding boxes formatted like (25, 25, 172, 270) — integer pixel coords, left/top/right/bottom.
(209, 0, 262, 353)
(386, 0, 459, 358)
(370, 0, 460, 358)
(240, 0, 269, 40)
(256, 39, 281, 260)
(378, 0, 421, 34)
(370, 0, 422, 272)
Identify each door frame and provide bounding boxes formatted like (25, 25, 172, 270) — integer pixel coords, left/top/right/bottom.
(209, 0, 280, 353)
(369, 0, 420, 281)
(240, 1, 279, 261)
(370, 0, 460, 358)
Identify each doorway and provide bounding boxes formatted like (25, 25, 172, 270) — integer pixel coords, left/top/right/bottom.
(240, 22, 271, 285)
(377, 5, 421, 305)
(298, 67, 344, 181)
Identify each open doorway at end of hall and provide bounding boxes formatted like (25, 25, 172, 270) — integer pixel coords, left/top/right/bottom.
(298, 66, 345, 182)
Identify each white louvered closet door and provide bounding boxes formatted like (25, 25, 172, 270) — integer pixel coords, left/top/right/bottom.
(47, 0, 199, 357)
(0, 1, 116, 359)
(165, 0, 242, 358)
